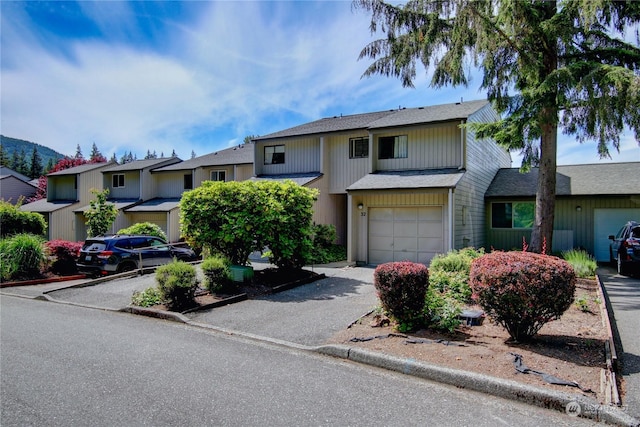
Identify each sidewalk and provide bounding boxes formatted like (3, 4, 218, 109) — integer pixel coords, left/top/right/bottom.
(2, 263, 639, 425)
(598, 266, 640, 420)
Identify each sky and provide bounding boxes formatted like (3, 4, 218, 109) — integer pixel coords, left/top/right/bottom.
(1, 1, 638, 167)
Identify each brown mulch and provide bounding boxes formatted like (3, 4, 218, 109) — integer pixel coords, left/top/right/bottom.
(326, 278, 614, 403)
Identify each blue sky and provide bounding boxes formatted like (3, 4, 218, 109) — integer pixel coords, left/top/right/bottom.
(1, 1, 638, 166)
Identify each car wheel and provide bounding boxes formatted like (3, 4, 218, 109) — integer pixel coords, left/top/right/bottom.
(117, 262, 136, 273)
(617, 254, 628, 276)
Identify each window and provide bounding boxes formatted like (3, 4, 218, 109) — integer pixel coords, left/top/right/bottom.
(491, 202, 535, 229)
(264, 145, 285, 165)
(210, 170, 226, 182)
(112, 174, 125, 188)
(378, 135, 408, 159)
(184, 174, 193, 190)
(349, 137, 369, 158)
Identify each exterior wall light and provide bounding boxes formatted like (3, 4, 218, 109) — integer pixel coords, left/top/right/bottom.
(357, 203, 364, 210)
(576, 206, 582, 212)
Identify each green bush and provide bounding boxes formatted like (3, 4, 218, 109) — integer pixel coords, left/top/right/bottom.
(117, 222, 167, 241)
(373, 261, 429, 331)
(561, 249, 597, 278)
(307, 224, 346, 264)
(131, 287, 164, 307)
(0, 233, 46, 281)
(424, 288, 463, 333)
(201, 255, 233, 293)
(155, 260, 197, 310)
(469, 251, 576, 342)
(0, 201, 47, 237)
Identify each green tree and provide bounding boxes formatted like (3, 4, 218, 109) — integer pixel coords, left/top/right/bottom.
(75, 144, 83, 159)
(29, 146, 43, 179)
(85, 188, 118, 237)
(0, 144, 8, 166)
(354, 0, 640, 252)
(89, 142, 107, 162)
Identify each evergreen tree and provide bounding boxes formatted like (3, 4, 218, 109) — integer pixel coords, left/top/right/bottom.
(191, 150, 196, 159)
(75, 144, 83, 159)
(45, 158, 55, 173)
(354, 0, 640, 252)
(29, 146, 43, 179)
(171, 149, 177, 157)
(89, 142, 107, 162)
(0, 144, 8, 166)
(110, 153, 117, 162)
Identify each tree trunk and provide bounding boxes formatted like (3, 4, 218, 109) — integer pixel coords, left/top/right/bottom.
(530, 108, 558, 254)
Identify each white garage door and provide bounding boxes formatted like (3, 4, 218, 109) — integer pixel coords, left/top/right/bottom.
(368, 206, 444, 265)
(594, 208, 640, 262)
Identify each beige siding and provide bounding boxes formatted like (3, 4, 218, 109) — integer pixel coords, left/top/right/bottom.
(140, 169, 158, 200)
(307, 176, 347, 245)
(372, 124, 462, 171)
(234, 164, 254, 181)
(48, 176, 76, 201)
(156, 172, 189, 198)
(108, 171, 141, 199)
(255, 137, 320, 175)
(48, 204, 79, 241)
(327, 133, 370, 194)
(486, 196, 640, 255)
(454, 105, 511, 249)
(348, 191, 449, 264)
(78, 169, 107, 205)
(126, 212, 168, 236)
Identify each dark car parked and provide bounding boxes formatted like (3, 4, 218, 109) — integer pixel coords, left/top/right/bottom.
(76, 235, 199, 277)
(609, 221, 640, 276)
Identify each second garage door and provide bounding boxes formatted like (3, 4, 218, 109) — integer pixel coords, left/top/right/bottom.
(368, 206, 444, 265)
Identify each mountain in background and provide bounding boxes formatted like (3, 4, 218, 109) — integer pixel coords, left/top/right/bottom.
(1, 135, 65, 168)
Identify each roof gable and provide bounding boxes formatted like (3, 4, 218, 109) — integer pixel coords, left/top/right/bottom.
(102, 157, 181, 173)
(153, 144, 254, 172)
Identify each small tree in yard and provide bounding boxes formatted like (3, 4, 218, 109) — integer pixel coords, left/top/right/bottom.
(180, 180, 318, 267)
(85, 188, 117, 237)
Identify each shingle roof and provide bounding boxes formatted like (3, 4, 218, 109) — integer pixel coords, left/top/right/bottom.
(254, 100, 490, 141)
(250, 173, 322, 187)
(124, 198, 181, 212)
(73, 199, 139, 213)
(102, 158, 181, 172)
(0, 166, 32, 183)
(153, 145, 254, 172)
(485, 162, 640, 197)
(347, 168, 465, 191)
(47, 161, 114, 176)
(19, 199, 74, 213)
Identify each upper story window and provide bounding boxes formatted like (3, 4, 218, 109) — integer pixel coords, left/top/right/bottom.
(112, 174, 125, 188)
(211, 170, 226, 182)
(378, 135, 408, 159)
(184, 174, 193, 190)
(491, 202, 535, 229)
(264, 145, 285, 165)
(349, 137, 369, 159)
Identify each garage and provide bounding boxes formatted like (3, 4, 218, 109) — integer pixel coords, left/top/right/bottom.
(594, 208, 640, 262)
(368, 206, 444, 265)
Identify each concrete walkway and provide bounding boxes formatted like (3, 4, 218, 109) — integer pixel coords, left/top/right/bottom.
(598, 266, 640, 420)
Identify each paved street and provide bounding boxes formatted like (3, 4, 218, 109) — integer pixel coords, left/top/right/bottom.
(1, 295, 597, 426)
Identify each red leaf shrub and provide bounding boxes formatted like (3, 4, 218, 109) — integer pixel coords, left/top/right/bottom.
(373, 261, 429, 329)
(469, 251, 576, 342)
(44, 240, 83, 275)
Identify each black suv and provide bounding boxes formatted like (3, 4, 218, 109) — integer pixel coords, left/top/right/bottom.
(609, 221, 640, 276)
(76, 235, 199, 277)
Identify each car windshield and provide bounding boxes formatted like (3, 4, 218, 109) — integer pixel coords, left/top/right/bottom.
(632, 226, 640, 239)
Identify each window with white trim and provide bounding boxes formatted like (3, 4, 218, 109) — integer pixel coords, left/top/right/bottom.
(378, 135, 408, 159)
(264, 145, 285, 165)
(349, 137, 369, 159)
(210, 170, 226, 182)
(112, 174, 125, 188)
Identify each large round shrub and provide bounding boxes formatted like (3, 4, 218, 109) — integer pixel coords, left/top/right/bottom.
(117, 222, 167, 241)
(0, 201, 47, 237)
(155, 260, 197, 310)
(469, 251, 576, 342)
(373, 261, 429, 330)
(201, 255, 233, 293)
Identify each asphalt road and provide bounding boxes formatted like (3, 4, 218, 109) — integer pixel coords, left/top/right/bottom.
(1, 295, 597, 426)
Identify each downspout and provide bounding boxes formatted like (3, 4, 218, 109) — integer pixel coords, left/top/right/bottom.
(448, 187, 454, 251)
(319, 136, 325, 174)
(459, 120, 465, 170)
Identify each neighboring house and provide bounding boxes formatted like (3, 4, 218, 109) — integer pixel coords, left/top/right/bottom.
(252, 99, 511, 265)
(0, 166, 37, 204)
(78, 157, 183, 241)
(20, 161, 115, 241)
(150, 144, 254, 241)
(485, 162, 640, 262)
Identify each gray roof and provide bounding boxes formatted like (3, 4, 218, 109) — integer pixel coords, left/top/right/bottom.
(19, 199, 74, 213)
(485, 162, 640, 197)
(250, 173, 322, 187)
(124, 198, 181, 212)
(102, 158, 181, 173)
(0, 166, 32, 183)
(153, 145, 254, 172)
(47, 161, 114, 176)
(255, 100, 489, 141)
(73, 199, 139, 213)
(347, 168, 465, 191)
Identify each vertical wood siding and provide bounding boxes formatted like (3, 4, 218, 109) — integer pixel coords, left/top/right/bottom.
(156, 172, 187, 198)
(108, 171, 141, 199)
(327, 133, 370, 194)
(48, 176, 76, 201)
(255, 137, 320, 175)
